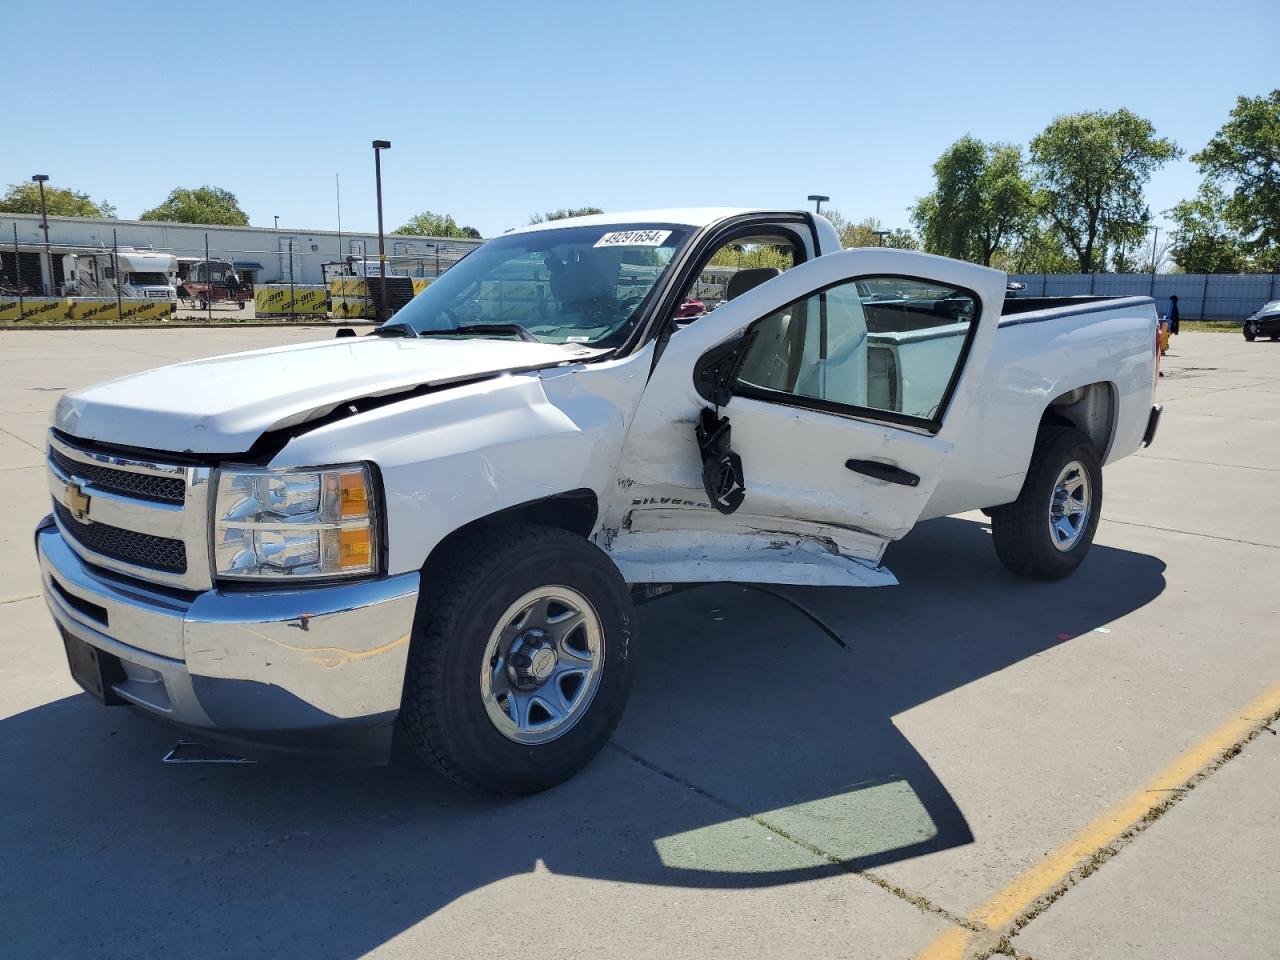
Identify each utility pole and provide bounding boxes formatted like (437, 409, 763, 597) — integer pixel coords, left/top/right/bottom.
(1148, 225, 1160, 297)
(873, 230, 891, 247)
(31, 175, 52, 295)
(806, 194, 829, 215)
(372, 140, 392, 321)
(335, 173, 343, 272)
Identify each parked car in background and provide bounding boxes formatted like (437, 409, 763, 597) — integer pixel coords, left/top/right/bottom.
(1243, 300, 1280, 341)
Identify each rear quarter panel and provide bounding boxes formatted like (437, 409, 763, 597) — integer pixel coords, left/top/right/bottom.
(921, 298, 1158, 519)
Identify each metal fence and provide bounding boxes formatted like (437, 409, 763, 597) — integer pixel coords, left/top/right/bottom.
(1008, 273, 1280, 320)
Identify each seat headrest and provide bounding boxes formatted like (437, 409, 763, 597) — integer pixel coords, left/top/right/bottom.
(726, 267, 781, 301)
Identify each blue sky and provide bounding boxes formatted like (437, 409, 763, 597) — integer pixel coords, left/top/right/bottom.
(4, 0, 1277, 238)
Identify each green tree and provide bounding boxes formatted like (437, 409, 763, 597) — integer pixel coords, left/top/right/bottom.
(397, 210, 482, 239)
(841, 217, 918, 250)
(708, 242, 794, 271)
(529, 207, 603, 224)
(1030, 109, 1180, 272)
(140, 186, 249, 225)
(1191, 89, 1280, 260)
(995, 224, 1077, 275)
(912, 137, 1035, 265)
(1166, 185, 1251, 273)
(0, 182, 115, 218)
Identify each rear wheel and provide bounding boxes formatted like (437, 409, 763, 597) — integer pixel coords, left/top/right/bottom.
(990, 427, 1102, 580)
(400, 525, 633, 794)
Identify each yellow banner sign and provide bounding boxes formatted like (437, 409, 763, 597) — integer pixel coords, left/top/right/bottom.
(254, 285, 331, 316)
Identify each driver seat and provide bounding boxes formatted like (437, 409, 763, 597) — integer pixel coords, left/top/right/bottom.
(726, 267, 781, 300)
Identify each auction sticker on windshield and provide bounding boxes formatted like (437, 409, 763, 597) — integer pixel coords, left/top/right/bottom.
(594, 230, 672, 248)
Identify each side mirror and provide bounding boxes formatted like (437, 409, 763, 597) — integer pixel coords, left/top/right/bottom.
(693, 331, 756, 407)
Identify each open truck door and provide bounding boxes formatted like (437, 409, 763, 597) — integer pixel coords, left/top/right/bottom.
(608, 248, 1007, 587)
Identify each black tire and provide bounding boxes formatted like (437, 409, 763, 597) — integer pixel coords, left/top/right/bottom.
(1243, 323, 1256, 341)
(400, 524, 633, 794)
(990, 427, 1102, 581)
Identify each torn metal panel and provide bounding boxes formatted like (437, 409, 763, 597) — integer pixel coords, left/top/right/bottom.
(607, 530, 897, 588)
(623, 505, 887, 564)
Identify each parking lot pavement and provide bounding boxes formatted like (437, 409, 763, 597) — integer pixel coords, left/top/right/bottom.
(0, 328, 1277, 959)
(1013, 732, 1280, 960)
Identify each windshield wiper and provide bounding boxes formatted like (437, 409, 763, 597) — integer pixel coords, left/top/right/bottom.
(372, 322, 419, 338)
(419, 323, 543, 344)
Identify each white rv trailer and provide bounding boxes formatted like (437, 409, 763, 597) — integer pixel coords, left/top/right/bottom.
(62, 249, 178, 308)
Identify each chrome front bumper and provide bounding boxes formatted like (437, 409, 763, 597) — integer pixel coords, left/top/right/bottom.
(36, 517, 419, 763)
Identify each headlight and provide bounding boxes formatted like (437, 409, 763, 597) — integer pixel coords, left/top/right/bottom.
(213, 464, 379, 580)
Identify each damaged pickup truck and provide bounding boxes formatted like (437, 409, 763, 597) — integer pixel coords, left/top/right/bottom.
(37, 208, 1163, 793)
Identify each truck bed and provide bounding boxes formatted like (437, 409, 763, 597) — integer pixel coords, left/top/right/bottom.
(998, 294, 1156, 324)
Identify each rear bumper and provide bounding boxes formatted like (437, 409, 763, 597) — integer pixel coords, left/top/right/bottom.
(36, 517, 419, 764)
(1142, 404, 1162, 448)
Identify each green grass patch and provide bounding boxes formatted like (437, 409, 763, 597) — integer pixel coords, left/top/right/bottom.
(1179, 320, 1244, 333)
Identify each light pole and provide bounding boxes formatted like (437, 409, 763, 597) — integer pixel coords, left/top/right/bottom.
(372, 139, 391, 320)
(873, 230, 891, 247)
(274, 215, 279, 230)
(807, 194, 829, 214)
(31, 175, 51, 294)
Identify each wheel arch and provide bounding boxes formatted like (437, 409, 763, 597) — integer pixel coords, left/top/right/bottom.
(420, 489, 600, 583)
(1038, 381, 1118, 462)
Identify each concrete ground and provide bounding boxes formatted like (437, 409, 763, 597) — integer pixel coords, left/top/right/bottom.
(0, 327, 1277, 960)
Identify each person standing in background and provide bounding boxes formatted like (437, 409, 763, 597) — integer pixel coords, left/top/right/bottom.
(1168, 294, 1180, 336)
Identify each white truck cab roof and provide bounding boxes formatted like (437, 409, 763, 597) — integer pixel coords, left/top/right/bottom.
(504, 208, 758, 235)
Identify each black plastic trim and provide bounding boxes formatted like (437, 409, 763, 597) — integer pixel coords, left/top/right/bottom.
(845, 459, 920, 487)
(643, 213, 820, 367)
(997, 296, 1155, 328)
(1142, 404, 1162, 448)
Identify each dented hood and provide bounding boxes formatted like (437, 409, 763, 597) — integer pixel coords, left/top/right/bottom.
(53, 335, 578, 454)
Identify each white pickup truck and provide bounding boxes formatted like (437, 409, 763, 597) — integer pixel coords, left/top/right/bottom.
(37, 208, 1162, 793)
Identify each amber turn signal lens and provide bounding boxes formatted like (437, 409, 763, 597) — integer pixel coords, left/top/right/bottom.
(338, 527, 371, 569)
(339, 471, 369, 518)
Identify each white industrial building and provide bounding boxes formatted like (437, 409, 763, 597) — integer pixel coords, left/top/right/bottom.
(0, 212, 482, 294)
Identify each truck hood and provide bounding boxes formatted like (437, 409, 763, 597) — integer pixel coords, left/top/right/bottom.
(54, 335, 583, 454)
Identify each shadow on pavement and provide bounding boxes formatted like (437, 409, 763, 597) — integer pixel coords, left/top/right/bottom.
(0, 517, 1165, 958)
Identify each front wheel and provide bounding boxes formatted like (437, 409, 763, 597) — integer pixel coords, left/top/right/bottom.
(400, 525, 633, 794)
(1243, 322, 1256, 341)
(990, 427, 1102, 580)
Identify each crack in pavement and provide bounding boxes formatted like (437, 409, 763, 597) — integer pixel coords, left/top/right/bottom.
(1134, 453, 1280, 473)
(1102, 517, 1279, 551)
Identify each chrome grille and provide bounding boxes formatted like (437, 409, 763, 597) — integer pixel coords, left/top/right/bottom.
(49, 447, 186, 504)
(54, 502, 187, 573)
(47, 432, 213, 591)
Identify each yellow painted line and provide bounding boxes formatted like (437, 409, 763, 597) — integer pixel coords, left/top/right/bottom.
(913, 678, 1280, 960)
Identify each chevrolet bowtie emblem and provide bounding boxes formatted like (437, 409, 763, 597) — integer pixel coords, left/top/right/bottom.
(65, 482, 92, 523)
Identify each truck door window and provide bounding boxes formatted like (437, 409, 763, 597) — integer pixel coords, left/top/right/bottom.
(735, 276, 977, 426)
(676, 236, 797, 321)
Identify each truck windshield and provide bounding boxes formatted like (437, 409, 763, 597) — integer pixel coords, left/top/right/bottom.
(389, 223, 692, 346)
(127, 273, 169, 286)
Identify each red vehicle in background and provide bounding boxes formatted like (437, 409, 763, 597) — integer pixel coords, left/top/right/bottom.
(674, 297, 706, 320)
(178, 259, 251, 310)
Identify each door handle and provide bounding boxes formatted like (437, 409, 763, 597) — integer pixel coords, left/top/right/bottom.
(845, 459, 920, 487)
